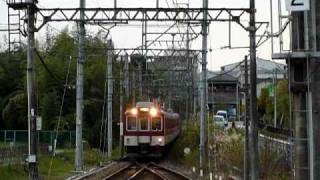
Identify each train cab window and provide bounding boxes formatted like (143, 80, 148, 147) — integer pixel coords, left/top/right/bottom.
(127, 116, 137, 131)
(152, 117, 162, 131)
(139, 117, 149, 131)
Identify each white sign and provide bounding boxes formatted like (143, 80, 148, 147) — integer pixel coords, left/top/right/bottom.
(285, 0, 310, 11)
(184, 147, 190, 155)
(119, 122, 123, 136)
(36, 116, 42, 130)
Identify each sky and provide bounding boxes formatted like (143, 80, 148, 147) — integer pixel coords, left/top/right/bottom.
(0, 0, 290, 70)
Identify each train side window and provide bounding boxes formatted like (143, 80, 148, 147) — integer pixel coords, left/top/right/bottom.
(139, 117, 149, 131)
(127, 116, 137, 131)
(152, 117, 162, 131)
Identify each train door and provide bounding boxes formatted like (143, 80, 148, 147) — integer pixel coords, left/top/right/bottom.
(138, 114, 150, 144)
(125, 116, 138, 146)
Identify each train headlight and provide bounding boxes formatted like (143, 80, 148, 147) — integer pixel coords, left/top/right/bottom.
(140, 107, 149, 112)
(131, 108, 138, 115)
(158, 137, 163, 142)
(150, 107, 158, 117)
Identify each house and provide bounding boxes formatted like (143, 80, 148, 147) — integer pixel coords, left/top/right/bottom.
(207, 71, 239, 118)
(220, 57, 287, 96)
(205, 57, 287, 119)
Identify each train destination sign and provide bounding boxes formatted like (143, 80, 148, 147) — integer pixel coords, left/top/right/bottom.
(285, 0, 310, 11)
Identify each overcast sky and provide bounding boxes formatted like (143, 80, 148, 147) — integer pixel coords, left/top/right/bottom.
(0, 0, 289, 70)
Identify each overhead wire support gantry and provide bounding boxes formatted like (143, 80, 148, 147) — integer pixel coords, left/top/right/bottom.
(30, 7, 251, 31)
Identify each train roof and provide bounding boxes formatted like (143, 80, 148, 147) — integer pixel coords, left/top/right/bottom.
(136, 101, 155, 108)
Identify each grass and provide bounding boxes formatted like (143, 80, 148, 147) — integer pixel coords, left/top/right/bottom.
(172, 120, 291, 179)
(171, 121, 200, 167)
(0, 141, 27, 148)
(0, 154, 74, 180)
(0, 163, 27, 180)
(39, 155, 74, 179)
(0, 147, 111, 180)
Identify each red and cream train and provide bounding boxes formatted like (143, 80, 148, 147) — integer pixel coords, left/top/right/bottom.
(124, 101, 181, 156)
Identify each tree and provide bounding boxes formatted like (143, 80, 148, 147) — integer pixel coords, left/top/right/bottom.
(2, 91, 27, 130)
(40, 91, 60, 129)
(0, 27, 125, 148)
(258, 87, 270, 115)
(276, 79, 289, 127)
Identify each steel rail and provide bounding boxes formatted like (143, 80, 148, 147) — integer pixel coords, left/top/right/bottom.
(149, 162, 192, 180)
(128, 166, 166, 180)
(102, 162, 138, 180)
(128, 162, 171, 180)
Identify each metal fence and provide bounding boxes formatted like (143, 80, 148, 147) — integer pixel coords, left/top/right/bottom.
(0, 130, 76, 148)
(0, 130, 75, 165)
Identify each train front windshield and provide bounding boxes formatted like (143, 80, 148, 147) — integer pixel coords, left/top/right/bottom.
(152, 117, 162, 131)
(127, 116, 137, 130)
(139, 116, 148, 130)
(126, 109, 162, 131)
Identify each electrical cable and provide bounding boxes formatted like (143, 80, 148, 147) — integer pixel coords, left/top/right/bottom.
(99, 65, 108, 157)
(47, 55, 72, 179)
(35, 48, 64, 85)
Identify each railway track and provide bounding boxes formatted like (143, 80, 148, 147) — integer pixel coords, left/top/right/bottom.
(71, 161, 191, 180)
(104, 162, 191, 180)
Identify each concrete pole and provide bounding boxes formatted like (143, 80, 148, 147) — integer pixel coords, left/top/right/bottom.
(124, 54, 129, 97)
(244, 55, 249, 180)
(168, 34, 175, 110)
(119, 56, 124, 157)
(132, 62, 136, 106)
(168, 60, 172, 109)
(236, 83, 239, 123)
(185, 1, 190, 121)
(278, 0, 283, 52)
(200, 0, 208, 176)
(138, 63, 142, 99)
(269, 0, 274, 54)
(294, 92, 308, 179)
(107, 40, 113, 158)
(274, 69, 277, 128)
(75, 0, 85, 171)
(293, 9, 311, 180)
(309, 1, 316, 178)
(27, 4, 38, 179)
(308, 61, 314, 180)
(249, 0, 259, 178)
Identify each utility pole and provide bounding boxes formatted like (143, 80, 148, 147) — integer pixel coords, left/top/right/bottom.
(244, 55, 249, 180)
(119, 55, 124, 157)
(186, 20, 190, 122)
(124, 54, 129, 98)
(200, 0, 208, 177)
(132, 61, 136, 106)
(75, 0, 85, 171)
(168, 34, 176, 110)
(249, 0, 259, 178)
(107, 39, 113, 158)
(273, 69, 277, 128)
(138, 63, 143, 99)
(27, 4, 38, 179)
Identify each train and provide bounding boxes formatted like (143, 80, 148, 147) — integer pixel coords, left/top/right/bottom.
(124, 101, 181, 157)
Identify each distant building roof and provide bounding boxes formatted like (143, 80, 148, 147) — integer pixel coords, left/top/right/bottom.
(220, 57, 286, 79)
(207, 72, 238, 82)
